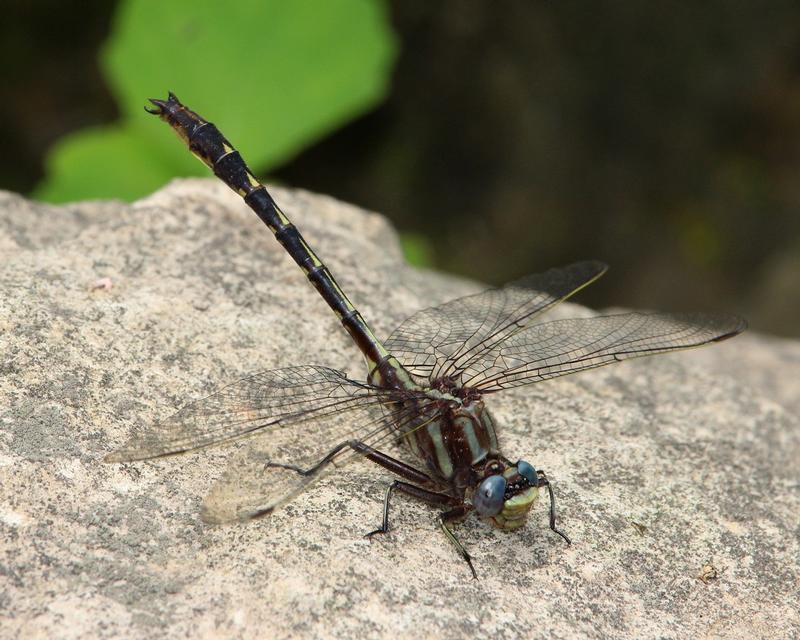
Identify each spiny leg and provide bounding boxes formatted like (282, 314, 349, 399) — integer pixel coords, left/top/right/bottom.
(537, 470, 571, 545)
(265, 439, 434, 483)
(365, 479, 460, 538)
(264, 441, 354, 477)
(265, 438, 456, 535)
(371, 486, 478, 579)
(339, 444, 463, 541)
(440, 505, 477, 579)
(266, 439, 474, 575)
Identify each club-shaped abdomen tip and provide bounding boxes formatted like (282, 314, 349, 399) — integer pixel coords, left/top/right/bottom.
(144, 98, 167, 115)
(145, 92, 181, 115)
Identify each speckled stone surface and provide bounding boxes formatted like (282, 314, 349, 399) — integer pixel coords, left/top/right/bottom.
(1, 180, 798, 639)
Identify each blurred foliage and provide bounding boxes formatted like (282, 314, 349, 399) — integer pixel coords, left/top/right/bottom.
(399, 232, 435, 269)
(33, 0, 397, 203)
(3, 1, 799, 336)
(275, 1, 800, 336)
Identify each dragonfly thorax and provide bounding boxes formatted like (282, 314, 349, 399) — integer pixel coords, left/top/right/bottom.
(403, 393, 500, 485)
(430, 375, 482, 402)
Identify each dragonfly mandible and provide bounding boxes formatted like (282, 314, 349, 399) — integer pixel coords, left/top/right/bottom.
(106, 93, 746, 578)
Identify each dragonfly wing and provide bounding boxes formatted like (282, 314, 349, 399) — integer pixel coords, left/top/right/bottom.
(384, 261, 607, 380)
(107, 360, 439, 523)
(200, 397, 440, 523)
(105, 365, 385, 461)
(200, 441, 326, 524)
(462, 311, 746, 392)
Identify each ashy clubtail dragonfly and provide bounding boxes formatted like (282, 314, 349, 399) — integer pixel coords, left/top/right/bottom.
(106, 93, 745, 578)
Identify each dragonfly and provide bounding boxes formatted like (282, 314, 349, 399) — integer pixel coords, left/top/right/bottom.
(106, 93, 746, 578)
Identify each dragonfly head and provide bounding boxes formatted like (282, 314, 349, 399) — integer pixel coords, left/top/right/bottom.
(472, 459, 540, 530)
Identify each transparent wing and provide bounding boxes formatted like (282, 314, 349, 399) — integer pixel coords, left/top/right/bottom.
(384, 261, 607, 381)
(200, 399, 441, 523)
(105, 365, 391, 461)
(460, 311, 746, 392)
(105, 363, 442, 524)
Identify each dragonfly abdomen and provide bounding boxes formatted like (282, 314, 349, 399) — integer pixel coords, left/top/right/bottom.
(147, 93, 391, 370)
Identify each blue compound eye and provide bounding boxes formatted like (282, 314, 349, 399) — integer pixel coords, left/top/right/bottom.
(517, 460, 538, 485)
(474, 475, 507, 516)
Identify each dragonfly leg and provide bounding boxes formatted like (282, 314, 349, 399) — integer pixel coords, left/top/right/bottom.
(263, 440, 353, 476)
(537, 470, 571, 545)
(266, 439, 434, 484)
(267, 439, 474, 574)
(440, 505, 478, 579)
(365, 479, 460, 538)
(349, 441, 436, 485)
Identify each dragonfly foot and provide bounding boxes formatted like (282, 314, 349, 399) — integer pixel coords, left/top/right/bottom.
(364, 527, 389, 539)
(440, 506, 478, 579)
(538, 471, 571, 545)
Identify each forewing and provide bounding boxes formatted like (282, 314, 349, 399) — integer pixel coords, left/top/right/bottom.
(463, 311, 746, 392)
(105, 365, 382, 461)
(384, 261, 607, 381)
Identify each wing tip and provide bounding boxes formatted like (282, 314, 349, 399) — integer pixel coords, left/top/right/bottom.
(586, 259, 609, 274)
(563, 259, 608, 278)
(711, 314, 748, 342)
(103, 444, 190, 463)
(200, 504, 274, 525)
(103, 446, 147, 463)
(103, 451, 124, 463)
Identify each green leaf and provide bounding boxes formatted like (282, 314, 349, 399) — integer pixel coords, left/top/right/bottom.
(400, 232, 435, 268)
(33, 124, 193, 203)
(36, 0, 397, 203)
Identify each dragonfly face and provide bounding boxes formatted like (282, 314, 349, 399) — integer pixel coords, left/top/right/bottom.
(472, 458, 540, 531)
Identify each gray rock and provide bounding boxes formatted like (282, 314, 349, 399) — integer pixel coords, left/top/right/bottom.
(1, 180, 797, 639)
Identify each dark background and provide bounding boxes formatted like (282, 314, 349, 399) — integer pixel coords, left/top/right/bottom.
(3, 1, 799, 336)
